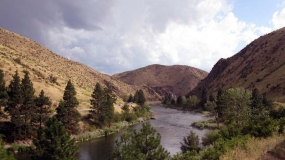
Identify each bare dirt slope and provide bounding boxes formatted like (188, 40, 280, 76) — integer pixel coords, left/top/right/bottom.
(190, 27, 285, 102)
(0, 27, 161, 109)
(113, 64, 208, 96)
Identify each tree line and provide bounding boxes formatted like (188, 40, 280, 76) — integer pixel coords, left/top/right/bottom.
(111, 87, 285, 159)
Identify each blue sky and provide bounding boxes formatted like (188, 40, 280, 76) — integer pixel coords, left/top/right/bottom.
(233, 0, 284, 26)
(0, 0, 285, 74)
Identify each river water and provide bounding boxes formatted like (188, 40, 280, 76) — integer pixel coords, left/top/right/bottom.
(76, 105, 209, 160)
(16, 105, 209, 160)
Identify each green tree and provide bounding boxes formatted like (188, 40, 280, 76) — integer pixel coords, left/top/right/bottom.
(176, 96, 183, 106)
(21, 70, 36, 138)
(0, 69, 8, 119)
(56, 80, 81, 134)
(200, 88, 208, 108)
(133, 91, 139, 103)
(137, 89, 146, 105)
(187, 95, 198, 109)
(209, 93, 215, 102)
(112, 122, 170, 160)
(0, 138, 15, 160)
(34, 90, 51, 128)
(250, 88, 263, 110)
(100, 86, 116, 127)
(6, 71, 23, 141)
(32, 117, 78, 160)
(89, 82, 104, 123)
(180, 130, 200, 153)
(127, 94, 133, 103)
(220, 88, 251, 127)
(215, 88, 224, 119)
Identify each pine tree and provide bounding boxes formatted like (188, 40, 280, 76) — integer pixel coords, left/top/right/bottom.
(6, 71, 23, 141)
(32, 117, 78, 160)
(215, 88, 224, 118)
(34, 90, 51, 128)
(180, 130, 200, 153)
(90, 82, 104, 122)
(200, 88, 208, 108)
(96, 86, 116, 127)
(133, 90, 139, 103)
(127, 94, 133, 103)
(209, 93, 215, 102)
(137, 89, 146, 105)
(0, 69, 8, 119)
(176, 96, 183, 106)
(21, 70, 36, 138)
(251, 88, 263, 110)
(112, 122, 170, 160)
(56, 80, 81, 134)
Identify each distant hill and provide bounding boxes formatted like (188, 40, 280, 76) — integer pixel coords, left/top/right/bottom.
(0, 27, 161, 109)
(112, 64, 208, 96)
(190, 27, 285, 102)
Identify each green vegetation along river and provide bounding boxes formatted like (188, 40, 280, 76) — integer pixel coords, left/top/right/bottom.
(16, 105, 209, 160)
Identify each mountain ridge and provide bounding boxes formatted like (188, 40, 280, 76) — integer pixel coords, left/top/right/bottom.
(189, 26, 285, 102)
(112, 64, 208, 96)
(0, 27, 161, 108)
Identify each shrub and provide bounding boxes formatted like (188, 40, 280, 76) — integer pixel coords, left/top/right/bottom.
(202, 130, 221, 146)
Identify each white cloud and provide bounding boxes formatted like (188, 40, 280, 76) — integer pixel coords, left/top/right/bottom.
(1, 0, 277, 74)
(272, 7, 285, 29)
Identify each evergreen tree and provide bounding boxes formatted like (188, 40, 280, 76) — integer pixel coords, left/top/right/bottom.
(137, 89, 146, 105)
(209, 93, 215, 102)
(56, 80, 81, 134)
(32, 117, 78, 160)
(21, 70, 36, 138)
(34, 90, 51, 128)
(127, 94, 133, 103)
(0, 69, 8, 119)
(6, 71, 23, 141)
(112, 122, 170, 160)
(180, 130, 200, 153)
(90, 83, 104, 122)
(200, 88, 208, 108)
(171, 99, 176, 105)
(133, 90, 139, 103)
(250, 88, 263, 110)
(100, 86, 116, 127)
(176, 96, 183, 106)
(215, 88, 224, 118)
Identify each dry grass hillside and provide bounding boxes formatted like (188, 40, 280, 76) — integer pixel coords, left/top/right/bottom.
(0, 27, 161, 110)
(190, 26, 285, 102)
(112, 64, 208, 96)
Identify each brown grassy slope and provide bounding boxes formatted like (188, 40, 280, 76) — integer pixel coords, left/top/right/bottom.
(112, 64, 208, 96)
(0, 27, 160, 109)
(190, 27, 285, 102)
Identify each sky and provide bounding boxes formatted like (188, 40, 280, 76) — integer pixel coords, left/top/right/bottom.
(0, 0, 285, 75)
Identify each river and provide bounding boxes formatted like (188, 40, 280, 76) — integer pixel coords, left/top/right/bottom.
(16, 105, 209, 160)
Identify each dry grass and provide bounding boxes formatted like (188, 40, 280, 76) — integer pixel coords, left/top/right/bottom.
(113, 64, 208, 96)
(191, 27, 285, 102)
(221, 134, 285, 160)
(0, 27, 161, 110)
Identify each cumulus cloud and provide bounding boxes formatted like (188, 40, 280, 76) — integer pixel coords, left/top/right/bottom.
(0, 0, 283, 74)
(272, 7, 285, 29)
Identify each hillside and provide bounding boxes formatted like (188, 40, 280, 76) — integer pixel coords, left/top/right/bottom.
(190, 27, 285, 102)
(0, 27, 161, 110)
(112, 64, 208, 96)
